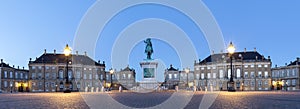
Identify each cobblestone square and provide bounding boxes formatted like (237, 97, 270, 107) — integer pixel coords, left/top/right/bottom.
(0, 91, 299, 109)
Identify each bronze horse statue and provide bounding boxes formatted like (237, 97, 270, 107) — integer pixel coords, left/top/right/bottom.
(144, 38, 153, 60)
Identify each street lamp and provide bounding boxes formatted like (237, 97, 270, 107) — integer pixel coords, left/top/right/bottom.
(64, 44, 72, 93)
(109, 68, 114, 91)
(227, 42, 236, 92)
(10, 83, 13, 93)
(185, 67, 190, 88)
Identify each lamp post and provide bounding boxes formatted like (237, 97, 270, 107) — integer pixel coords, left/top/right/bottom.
(185, 67, 190, 89)
(55, 84, 58, 92)
(64, 44, 71, 93)
(10, 83, 13, 93)
(109, 68, 114, 91)
(227, 42, 236, 92)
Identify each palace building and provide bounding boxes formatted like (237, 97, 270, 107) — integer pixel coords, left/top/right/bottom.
(271, 58, 300, 91)
(28, 49, 106, 92)
(164, 65, 194, 90)
(0, 59, 29, 92)
(194, 48, 272, 91)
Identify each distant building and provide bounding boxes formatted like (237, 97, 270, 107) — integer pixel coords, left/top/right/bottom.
(164, 65, 194, 89)
(113, 66, 136, 90)
(194, 49, 272, 91)
(0, 59, 29, 92)
(271, 58, 300, 91)
(28, 50, 105, 92)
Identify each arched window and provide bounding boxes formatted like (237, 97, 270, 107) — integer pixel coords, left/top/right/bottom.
(68, 70, 73, 79)
(237, 69, 241, 78)
(59, 70, 64, 79)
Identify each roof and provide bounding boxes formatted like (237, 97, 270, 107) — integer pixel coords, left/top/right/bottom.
(288, 58, 300, 66)
(121, 66, 135, 72)
(198, 51, 270, 64)
(167, 65, 178, 71)
(30, 53, 105, 66)
(0, 62, 12, 68)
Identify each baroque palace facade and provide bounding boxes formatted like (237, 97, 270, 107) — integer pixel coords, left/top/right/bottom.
(0, 59, 29, 92)
(28, 50, 106, 92)
(194, 49, 272, 91)
(165, 49, 273, 91)
(271, 58, 300, 91)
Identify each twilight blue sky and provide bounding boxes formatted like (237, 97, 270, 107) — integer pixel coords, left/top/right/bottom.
(1, 1, 300, 81)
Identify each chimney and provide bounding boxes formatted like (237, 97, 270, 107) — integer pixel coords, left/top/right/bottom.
(76, 51, 79, 56)
(275, 65, 278, 68)
(285, 63, 287, 66)
(290, 61, 293, 64)
(103, 61, 105, 64)
(254, 47, 257, 52)
(1, 59, 2, 63)
(244, 48, 247, 53)
(212, 50, 215, 55)
(23, 67, 24, 70)
(44, 49, 47, 54)
(268, 56, 271, 60)
(29, 58, 32, 62)
(84, 51, 87, 56)
(54, 49, 56, 55)
(297, 57, 300, 62)
(18, 66, 19, 69)
(13, 65, 15, 68)
(98, 60, 100, 64)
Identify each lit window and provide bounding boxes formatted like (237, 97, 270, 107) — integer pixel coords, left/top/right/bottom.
(219, 70, 224, 79)
(264, 71, 268, 77)
(100, 75, 103, 80)
(264, 65, 268, 68)
(258, 71, 262, 77)
(251, 65, 254, 68)
(244, 65, 248, 68)
(207, 67, 211, 70)
(213, 73, 216, 79)
(123, 74, 126, 79)
(237, 69, 241, 78)
(228, 69, 231, 79)
(201, 73, 204, 79)
(258, 65, 262, 68)
(32, 66, 36, 69)
(244, 72, 248, 78)
(207, 73, 211, 79)
(196, 74, 200, 79)
(83, 74, 87, 79)
(128, 74, 132, 79)
(201, 67, 204, 70)
(168, 74, 172, 79)
(196, 67, 200, 71)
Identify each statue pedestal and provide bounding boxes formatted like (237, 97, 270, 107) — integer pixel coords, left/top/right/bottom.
(139, 59, 159, 90)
